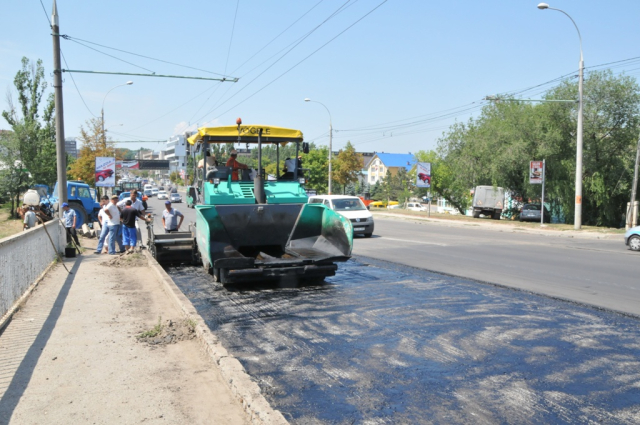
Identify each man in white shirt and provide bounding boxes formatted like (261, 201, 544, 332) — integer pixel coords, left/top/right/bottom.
(94, 196, 111, 254)
(103, 195, 125, 254)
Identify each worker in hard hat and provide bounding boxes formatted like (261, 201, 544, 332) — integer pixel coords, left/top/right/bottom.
(226, 149, 248, 181)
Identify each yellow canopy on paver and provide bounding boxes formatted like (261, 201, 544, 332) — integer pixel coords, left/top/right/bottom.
(187, 125, 303, 145)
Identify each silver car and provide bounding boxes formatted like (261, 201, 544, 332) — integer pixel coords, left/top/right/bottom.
(170, 193, 182, 203)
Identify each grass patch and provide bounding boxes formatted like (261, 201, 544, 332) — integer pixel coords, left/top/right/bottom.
(137, 316, 163, 339)
(0, 203, 24, 240)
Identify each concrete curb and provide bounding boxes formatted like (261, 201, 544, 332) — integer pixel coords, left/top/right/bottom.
(143, 250, 288, 425)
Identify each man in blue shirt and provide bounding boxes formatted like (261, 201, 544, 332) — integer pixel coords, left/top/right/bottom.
(62, 202, 81, 246)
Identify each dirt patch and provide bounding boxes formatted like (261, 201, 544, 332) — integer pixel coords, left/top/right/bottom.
(102, 251, 148, 268)
(0, 205, 24, 239)
(137, 318, 197, 346)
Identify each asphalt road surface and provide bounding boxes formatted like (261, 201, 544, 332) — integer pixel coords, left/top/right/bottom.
(169, 260, 640, 424)
(147, 195, 640, 317)
(151, 198, 640, 423)
(354, 216, 640, 317)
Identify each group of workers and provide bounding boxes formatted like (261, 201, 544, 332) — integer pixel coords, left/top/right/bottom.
(58, 189, 184, 255)
(198, 149, 303, 181)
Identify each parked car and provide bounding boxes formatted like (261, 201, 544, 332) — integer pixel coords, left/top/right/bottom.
(95, 169, 114, 182)
(519, 204, 550, 223)
(625, 226, 640, 251)
(157, 191, 168, 200)
(308, 195, 374, 237)
(406, 202, 428, 212)
(387, 201, 399, 209)
(170, 193, 182, 203)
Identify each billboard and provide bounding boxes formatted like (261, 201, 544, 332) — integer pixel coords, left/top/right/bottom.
(95, 157, 116, 187)
(416, 162, 431, 188)
(117, 160, 140, 169)
(530, 161, 544, 184)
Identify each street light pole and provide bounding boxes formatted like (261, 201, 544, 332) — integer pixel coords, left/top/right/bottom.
(305, 98, 333, 194)
(101, 81, 133, 151)
(538, 3, 584, 230)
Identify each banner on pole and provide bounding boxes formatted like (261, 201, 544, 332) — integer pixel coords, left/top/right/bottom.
(95, 157, 116, 187)
(530, 161, 544, 184)
(416, 162, 431, 188)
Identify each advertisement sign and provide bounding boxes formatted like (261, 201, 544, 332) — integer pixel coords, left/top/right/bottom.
(95, 157, 116, 187)
(416, 162, 431, 188)
(117, 160, 140, 169)
(530, 161, 544, 184)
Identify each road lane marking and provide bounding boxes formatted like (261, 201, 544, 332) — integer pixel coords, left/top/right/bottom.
(376, 237, 448, 247)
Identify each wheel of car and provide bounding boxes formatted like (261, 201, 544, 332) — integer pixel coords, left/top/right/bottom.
(629, 235, 640, 252)
(364, 232, 373, 238)
(98, 176, 105, 182)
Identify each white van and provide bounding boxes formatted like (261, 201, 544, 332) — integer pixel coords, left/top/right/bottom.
(406, 202, 428, 212)
(308, 195, 374, 237)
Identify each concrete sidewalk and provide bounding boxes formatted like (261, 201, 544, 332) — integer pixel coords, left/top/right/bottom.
(0, 242, 253, 424)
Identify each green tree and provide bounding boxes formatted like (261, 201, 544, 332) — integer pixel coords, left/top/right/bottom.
(302, 144, 329, 194)
(1, 57, 57, 187)
(436, 70, 640, 225)
(333, 141, 363, 194)
(414, 150, 471, 214)
(0, 130, 31, 216)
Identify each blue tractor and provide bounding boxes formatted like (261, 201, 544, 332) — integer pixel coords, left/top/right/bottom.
(41, 181, 102, 229)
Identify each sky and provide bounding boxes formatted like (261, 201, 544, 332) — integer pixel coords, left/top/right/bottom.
(2, 0, 640, 155)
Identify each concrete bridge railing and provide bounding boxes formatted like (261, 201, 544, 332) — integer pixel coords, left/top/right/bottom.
(0, 220, 65, 321)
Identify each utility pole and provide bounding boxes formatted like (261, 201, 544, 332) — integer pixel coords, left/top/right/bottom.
(52, 0, 67, 206)
(628, 134, 640, 229)
(328, 120, 333, 195)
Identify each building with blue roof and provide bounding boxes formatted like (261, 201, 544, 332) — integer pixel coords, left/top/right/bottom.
(367, 152, 416, 185)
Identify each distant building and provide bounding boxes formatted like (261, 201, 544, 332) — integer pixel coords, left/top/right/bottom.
(367, 152, 416, 185)
(65, 137, 78, 159)
(165, 135, 188, 180)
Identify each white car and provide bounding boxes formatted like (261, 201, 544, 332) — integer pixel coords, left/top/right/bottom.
(406, 202, 428, 212)
(170, 193, 182, 203)
(151, 188, 159, 196)
(157, 191, 168, 200)
(308, 195, 374, 237)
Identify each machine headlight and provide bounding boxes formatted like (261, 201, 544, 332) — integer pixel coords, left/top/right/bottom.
(213, 178, 220, 185)
(298, 178, 306, 184)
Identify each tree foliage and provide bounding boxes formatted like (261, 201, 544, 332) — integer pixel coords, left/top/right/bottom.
(1, 57, 57, 188)
(333, 141, 363, 194)
(302, 144, 329, 194)
(436, 70, 640, 226)
(68, 118, 115, 185)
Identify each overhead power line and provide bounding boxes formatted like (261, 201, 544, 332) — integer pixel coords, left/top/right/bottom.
(184, 0, 356, 130)
(62, 69, 238, 82)
(198, 0, 389, 125)
(62, 35, 234, 78)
